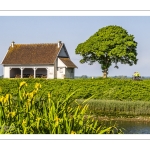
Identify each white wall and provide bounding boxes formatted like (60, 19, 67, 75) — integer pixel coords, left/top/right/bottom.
(57, 58, 66, 68)
(57, 58, 66, 79)
(57, 67, 66, 79)
(47, 66, 54, 79)
(3, 66, 10, 78)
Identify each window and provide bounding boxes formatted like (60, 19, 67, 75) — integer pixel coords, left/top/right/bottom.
(71, 69, 74, 73)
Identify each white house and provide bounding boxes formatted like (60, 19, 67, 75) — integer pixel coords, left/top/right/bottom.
(1, 41, 77, 79)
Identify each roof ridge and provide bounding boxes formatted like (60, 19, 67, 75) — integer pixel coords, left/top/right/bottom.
(15, 43, 59, 45)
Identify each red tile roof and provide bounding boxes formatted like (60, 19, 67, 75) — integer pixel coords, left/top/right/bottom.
(2, 43, 62, 65)
(59, 57, 77, 68)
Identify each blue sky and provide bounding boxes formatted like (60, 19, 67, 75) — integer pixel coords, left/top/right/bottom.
(0, 16, 150, 77)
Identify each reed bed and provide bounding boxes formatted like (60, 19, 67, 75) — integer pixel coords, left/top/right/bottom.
(77, 99, 150, 117)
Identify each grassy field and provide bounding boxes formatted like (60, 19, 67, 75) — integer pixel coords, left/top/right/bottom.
(1, 77, 150, 101)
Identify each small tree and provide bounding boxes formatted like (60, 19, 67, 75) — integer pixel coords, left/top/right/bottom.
(75, 25, 138, 78)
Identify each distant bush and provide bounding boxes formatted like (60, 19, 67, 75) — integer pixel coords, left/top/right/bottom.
(81, 75, 88, 78)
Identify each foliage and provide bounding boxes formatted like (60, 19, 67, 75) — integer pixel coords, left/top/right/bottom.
(75, 25, 138, 77)
(1, 78, 150, 101)
(0, 81, 121, 134)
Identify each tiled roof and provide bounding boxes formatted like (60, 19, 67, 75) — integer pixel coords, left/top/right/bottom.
(59, 57, 77, 68)
(2, 43, 62, 64)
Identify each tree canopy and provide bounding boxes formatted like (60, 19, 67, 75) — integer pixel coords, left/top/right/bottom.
(75, 25, 138, 77)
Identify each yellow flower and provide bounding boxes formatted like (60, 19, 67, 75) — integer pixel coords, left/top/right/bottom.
(48, 93, 50, 98)
(71, 131, 76, 134)
(10, 112, 16, 118)
(22, 119, 26, 124)
(27, 92, 34, 99)
(19, 81, 27, 88)
(0, 96, 4, 102)
(2, 94, 12, 103)
(35, 83, 41, 90)
(12, 112, 15, 117)
(55, 116, 59, 127)
(33, 89, 38, 94)
(26, 99, 31, 105)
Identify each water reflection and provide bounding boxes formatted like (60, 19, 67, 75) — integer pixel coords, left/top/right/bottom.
(104, 120, 150, 134)
(117, 120, 150, 134)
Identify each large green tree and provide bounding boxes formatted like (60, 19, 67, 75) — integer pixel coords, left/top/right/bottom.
(75, 25, 138, 78)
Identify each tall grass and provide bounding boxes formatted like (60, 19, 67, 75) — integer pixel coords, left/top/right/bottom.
(0, 81, 122, 134)
(78, 99, 150, 117)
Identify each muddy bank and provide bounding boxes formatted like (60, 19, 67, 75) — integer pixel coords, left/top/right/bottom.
(95, 116, 150, 122)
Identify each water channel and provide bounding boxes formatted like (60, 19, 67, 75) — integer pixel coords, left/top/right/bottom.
(101, 118, 150, 134)
(116, 120, 150, 134)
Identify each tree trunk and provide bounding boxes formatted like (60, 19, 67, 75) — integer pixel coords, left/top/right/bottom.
(103, 69, 108, 78)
